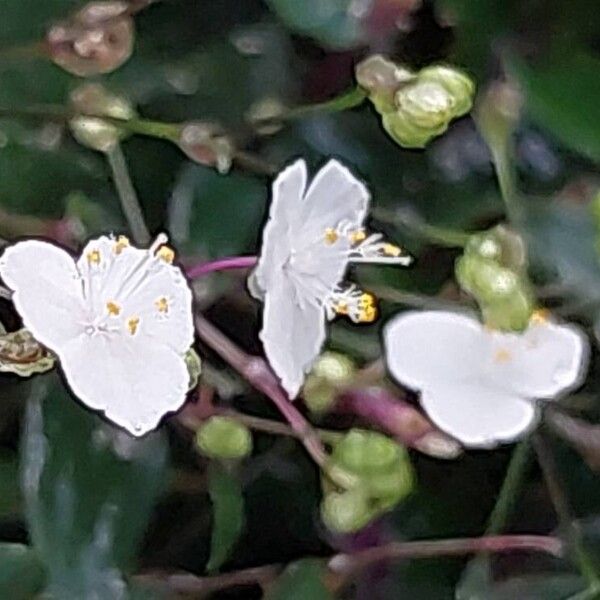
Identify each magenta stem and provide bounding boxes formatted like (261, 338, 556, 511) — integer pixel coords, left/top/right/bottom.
(186, 255, 258, 279)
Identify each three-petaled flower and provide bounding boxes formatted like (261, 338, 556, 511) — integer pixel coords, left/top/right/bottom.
(384, 310, 588, 448)
(0, 233, 194, 436)
(249, 158, 411, 398)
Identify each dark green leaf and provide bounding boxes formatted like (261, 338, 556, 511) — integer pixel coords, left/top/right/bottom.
(0, 451, 21, 517)
(510, 53, 600, 163)
(0, 543, 46, 600)
(207, 463, 244, 572)
(21, 375, 168, 598)
(266, 559, 332, 600)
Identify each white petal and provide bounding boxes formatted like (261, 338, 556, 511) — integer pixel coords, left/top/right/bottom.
(251, 160, 307, 297)
(483, 320, 589, 400)
(0, 240, 85, 348)
(59, 334, 189, 436)
(260, 274, 326, 398)
(297, 159, 369, 245)
(383, 310, 485, 391)
(119, 260, 194, 353)
(421, 382, 538, 448)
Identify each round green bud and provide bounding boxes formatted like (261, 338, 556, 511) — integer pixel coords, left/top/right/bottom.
(303, 352, 356, 414)
(465, 225, 527, 273)
(366, 452, 414, 503)
(321, 488, 375, 533)
(332, 429, 400, 475)
(196, 416, 252, 460)
(395, 80, 456, 130)
(70, 83, 135, 121)
(418, 65, 475, 117)
(381, 110, 445, 149)
(185, 348, 202, 391)
(456, 255, 520, 303)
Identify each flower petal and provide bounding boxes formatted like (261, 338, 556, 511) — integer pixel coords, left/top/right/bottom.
(483, 320, 588, 399)
(59, 334, 189, 436)
(0, 240, 85, 348)
(297, 159, 369, 244)
(260, 274, 326, 398)
(383, 310, 485, 391)
(250, 159, 307, 298)
(421, 382, 538, 448)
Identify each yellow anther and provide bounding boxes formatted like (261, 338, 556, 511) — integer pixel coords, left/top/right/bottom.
(357, 292, 378, 323)
(86, 249, 101, 265)
(113, 235, 130, 255)
(156, 245, 175, 263)
(349, 230, 367, 244)
(324, 228, 339, 245)
(530, 308, 550, 325)
(383, 243, 402, 257)
(106, 301, 121, 316)
(127, 316, 140, 335)
(155, 297, 169, 313)
(494, 348, 512, 363)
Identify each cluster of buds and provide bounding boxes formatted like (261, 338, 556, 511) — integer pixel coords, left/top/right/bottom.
(0, 327, 55, 377)
(355, 55, 475, 148)
(46, 1, 134, 77)
(455, 225, 534, 331)
(195, 415, 253, 460)
(321, 429, 414, 533)
(69, 83, 136, 152)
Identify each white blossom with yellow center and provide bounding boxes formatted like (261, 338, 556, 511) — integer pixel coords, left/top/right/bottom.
(384, 310, 589, 448)
(0, 233, 194, 436)
(249, 158, 411, 398)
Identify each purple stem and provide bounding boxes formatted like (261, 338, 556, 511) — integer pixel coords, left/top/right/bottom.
(186, 255, 258, 279)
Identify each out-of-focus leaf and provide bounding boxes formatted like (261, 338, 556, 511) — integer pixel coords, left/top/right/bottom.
(0, 543, 46, 600)
(467, 574, 585, 600)
(0, 452, 21, 517)
(456, 556, 492, 600)
(266, 559, 332, 600)
(265, 0, 362, 49)
(207, 463, 244, 572)
(168, 163, 265, 258)
(21, 375, 168, 598)
(510, 53, 600, 163)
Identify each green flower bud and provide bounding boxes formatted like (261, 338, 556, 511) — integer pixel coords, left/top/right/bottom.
(395, 80, 456, 130)
(465, 225, 527, 273)
(456, 255, 521, 303)
(303, 352, 356, 414)
(481, 290, 535, 332)
(321, 488, 375, 533)
(196, 416, 252, 460)
(367, 459, 415, 504)
(418, 65, 475, 117)
(332, 429, 400, 474)
(178, 121, 234, 174)
(185, 348, 202, 391)
(381, 110, 445, 148)
(355, 54, 415, 112)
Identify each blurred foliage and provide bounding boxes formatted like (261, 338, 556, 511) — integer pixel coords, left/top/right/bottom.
(0, 0, 598, 598)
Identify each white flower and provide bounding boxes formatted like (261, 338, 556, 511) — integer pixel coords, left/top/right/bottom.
(383, 310, 588, 448)
(0, 233, 194, 436)
(249, 158, 411, 398)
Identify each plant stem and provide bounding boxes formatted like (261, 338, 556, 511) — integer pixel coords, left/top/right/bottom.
(193, 313, 329, 468)
(282, 87, 367, 120)
(105, 143, 151, 246)
(533, 433, 600, 591)
(186, 255, 258, 279)
(368, 284, 468, 311)
(487, 439, 532, 534)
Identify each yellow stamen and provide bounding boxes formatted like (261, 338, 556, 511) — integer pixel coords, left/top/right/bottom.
(106, 301, 121, 316)
(494, 348, 512, 363)
(155, 297, 169, 313)
(357, 292, 378, 323)
(349, 230, 366, 244)
(530, 308, 550, 325)
(113, 235, 130, 254)
(324, 228, 339, 245)
(127, 316, 140, 335)
(86, 249, 101, 265)
(156, 245, 175, 263)
(383, 243, 402, 257)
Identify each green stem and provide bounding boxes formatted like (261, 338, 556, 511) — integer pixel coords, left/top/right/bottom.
(490, 142, 523, 226)
(487, 439, 531, 534)
(105, 117, 182, 142)
(533, 434, 600, 591)
(372, 207, 470, 247)
(105, 144, 151, 246)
